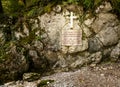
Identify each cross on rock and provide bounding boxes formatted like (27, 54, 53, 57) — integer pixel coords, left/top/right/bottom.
(66, 12, 77, 29)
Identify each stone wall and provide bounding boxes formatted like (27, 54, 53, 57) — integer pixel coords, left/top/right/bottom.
(31, 2, 119, 70)
(0, 1, 120, 83)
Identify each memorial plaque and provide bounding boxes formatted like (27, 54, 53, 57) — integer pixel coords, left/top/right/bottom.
(62, 30, 82, 46)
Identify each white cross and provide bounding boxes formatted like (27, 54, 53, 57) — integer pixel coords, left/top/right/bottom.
(67, 12, 77, 29)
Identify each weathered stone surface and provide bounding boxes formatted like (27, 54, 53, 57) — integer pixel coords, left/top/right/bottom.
(71, 52, 102, 68)
(95, 2, 112, 13)
(32, 40, 43, 51)
(0, 30, 4, 45)
(0, 45, 29, 83)
(23, 73, 40, 82)
(88, 37, 103, 53)
(2, 63, 120, 87)
(110, 41, 120, 61)
(96, 27, 119, 46)
(40, 11, 84, 53)
(91, 13, 117, 33)
(68, 39, 88, 53)
(0, 3, 120, 84)
(44, 51, 58, 65)
(103, 48, 112, 59)
(29, 50, 41, 69)
(84, 18, 95, 28)
(40, 12, 65, 51)
(28, 50, 48, 70)
(82, 25, 92, 37)
(4, 81, 37, 87)
(114, 24, 120, 39)
(0, 30, 3, 39)
(88, 52, 102, 64)
(53, 5, 62, 13)
(70, 56, 89, 68)
(53, 54, 68, 69)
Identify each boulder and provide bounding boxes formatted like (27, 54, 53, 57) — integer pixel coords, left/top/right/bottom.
(88, 37, 103, 53)
(110, 41, 120, 61)
(96, 27, 119, 46)
(0, 45, 29, 83)
(91, 13, 117, 33)
(23, 73, 41, 82)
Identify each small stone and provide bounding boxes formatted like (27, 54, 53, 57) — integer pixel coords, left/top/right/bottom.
(84, 18, 94, 27)
(109, 66, 113, 70)
(23, 73, 41, 82)
(53, 5, 62, 13)
(90, 64, 96, 67)
(100, 74, 104, 76)
(102, 68, 107, 71)
(47, 81, 50, 84)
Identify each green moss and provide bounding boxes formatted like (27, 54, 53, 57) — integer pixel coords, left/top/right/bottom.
(82, 29, 86, 40)
(110, 0, 120, 19)
(37, 80, 54, 87)
(43, 2, 56, 13)
(27, 8, 38, 17)
(0, 42, 12, 63)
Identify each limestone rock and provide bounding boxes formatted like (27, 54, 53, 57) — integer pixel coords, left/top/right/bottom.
(70, 56, 89, 68)
(103, 48, 112, 59)
(96, 27, 119, 46)
(40, 12, 65, 51)
(4, 81, 38, 87)
(32, 40, 43, 51)
(84, 18, 95, 28)
(0, 30, 4, 45)
(102, 2, 112, 12)
(110, 41, 120, 61)
(95, 2, 112, 13)
(53, 54, 67, 68)
(82, 25, 92, 37)
(71, 52, 102, 68)
(40, 11, 84, 53)
(88, 37, 103, 53)
(91, 13, 117, 33)
(29, 50, 41, 69)
(29, 50, 48, 70)
(44, 51, 58, 65)
(0, 45, 29, 83)
(89, 52, 102, 64)
(23, 73, 40, 82)
(68, 39, 88, 53)
(53, 5, 62, 13)
(114, 24, 120, 39)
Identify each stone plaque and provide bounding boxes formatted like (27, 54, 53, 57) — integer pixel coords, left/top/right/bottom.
(62, 30, 82, 46)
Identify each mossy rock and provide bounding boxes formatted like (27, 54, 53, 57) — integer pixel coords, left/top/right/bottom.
(37, 79, 54, 87)
(23, 72, 41, 82)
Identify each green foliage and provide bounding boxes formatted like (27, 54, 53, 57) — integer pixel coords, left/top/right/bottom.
(2, 0, 25, 17)
(26, 7, 38, 17)
(67, 0, 79, 4)
(37, 80, 54, 87)
(1, 0, 120, 18)
(44, 3, 54, 13)
(83, 0, 94, 10)
(0, 41, 13, 62)
(110, 0, 120, 17)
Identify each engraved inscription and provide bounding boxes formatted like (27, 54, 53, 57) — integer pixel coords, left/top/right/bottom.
(62, 30, 82, 46)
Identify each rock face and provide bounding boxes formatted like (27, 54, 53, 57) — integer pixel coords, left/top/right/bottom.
(2, 63, 120, 87)
(0, 1, 120, 83)
(36, 2, 120, 70)
(110, 41, 120, 61)
(0, 45, 29, 83)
